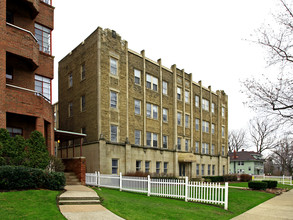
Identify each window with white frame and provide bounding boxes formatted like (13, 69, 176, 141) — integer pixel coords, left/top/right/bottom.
(177, 112, 182, 125)
(185, 139, 189, 152)
(110, 57, 118, 75)
(195, 95, 199, 107)
(146, 103, 158, 119)
(163, 108, 168, 122)
(222, 106, 225, 117)
(35, 23, 51, 54)
(111, 125, 118, 142)
(195, 141, 199, 153)
(146, 74, 158, 91)
(35, 75, 51, 101)
(80, 95, 85, 112)
(146, 132, 152, 146)
(177, 87, 182, 100)
(177, 137, 181, 150)
(134, 69, 141, 85)
(211, 144, 215, 155)
(202, 121, 209, 133)
(185, 90, 189, 103)
(212, 124, 215, 134)
(164, 162, 168, 174)
(162, 81, 168, 95)
(201, 164, 205, 175)
(112, 159, 118, 174)
(222, 126, 225, 137)
(134, 99, 141, 115)
(145, 161, 150, 173)
(202, 99, 209, 111)
(146, 132, 158, 147)
(153, 133, 158, 147)
(202, 143, 209, 154)
(136, 160, 141, 171)
(68, 73, 73, 88)
(156, 161, 161, 174)
(195, 118, 199, 131)
(153, 105, 158, 119)
(185, 114, 189, 128)
(212, 103, 215, 114)
(163, 135, 168, 148)
(110, 91, 118, 109)
(135, 130, 141, 145)
(205, 143, 209, 154)
(146, 103, 151, 118)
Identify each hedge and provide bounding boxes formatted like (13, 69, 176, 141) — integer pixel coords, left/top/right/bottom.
(0, 166, 65, 190)
(240, 174, 252, 182)
(223, 174, 237, 182)
(248, 181, 268, 190)
(262, 180, 277, 189)
(203, 176, 224, 182)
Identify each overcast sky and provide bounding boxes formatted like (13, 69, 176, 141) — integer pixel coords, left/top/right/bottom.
(52, 0, 279, 131)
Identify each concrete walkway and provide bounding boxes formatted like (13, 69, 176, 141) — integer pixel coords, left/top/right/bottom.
(232, 189, 293, 220)
(59, 185, 124, 220)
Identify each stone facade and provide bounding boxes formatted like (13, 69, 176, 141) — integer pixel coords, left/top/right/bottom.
(58, 27, 229, 178)
(0, 0, 54, 153)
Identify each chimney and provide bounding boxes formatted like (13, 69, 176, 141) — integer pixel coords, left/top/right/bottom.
(233, 150, 236, 159)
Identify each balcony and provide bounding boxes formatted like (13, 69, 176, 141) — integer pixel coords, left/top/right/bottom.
(23, 0, 39, 18)
(6, 23, 39, 69)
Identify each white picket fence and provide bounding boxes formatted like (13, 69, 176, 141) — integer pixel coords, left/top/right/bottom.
(86, 172, 229, 210)
(252, 175, 293, 185)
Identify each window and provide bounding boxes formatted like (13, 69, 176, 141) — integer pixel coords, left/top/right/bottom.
(212, 165, 215, 175)
(177, 137, 181, 150)
(7, 127, 22, 137)
(185, 90, 189, 103)
(195, 142, 199, 153)
(185, 114, 189, 128)
(212, 124, 215, 134)
(163, 135, 168, 148)
(41, 0, 51, 5)
(6, 66, 13, 80)
(211, 144, 215, 155)
(134, 69, 141, 85)
(153, 105, 158, 119)
(153, 133, 158, 147)
(146, 74, 158, 91)
(164, 162, 168, 174)
(177, 87, 182, 100)
(248, 166, 251, 171)
(202, 121, 209, 133)
(156, 161, 161, 174)
(145, 161, 150, 173)
(185, 139, 189, 152)
(68, 73, 73, 88)
(222, 146, 225, 156)
(146, 103, 158, 119)
(162, 81, 168, 95)
(35, 23, 51, 54)
(111, 125, 118, 142)
(222, 107, 225, 118)
(201, 164, 205, 176)
(208, 165, 211, 175)
(35, 75, 51, 101)
(222, 126, 225, 137)
(134, 99, 141, 115)
(196, 164, 199, 175)
(195, 118, 199, 131)
(241, 161, 244, 165)
(110, 91, 118, 109)
(81, 63, 85, 80)
(112, 159, 118, 174)
(202, 99, 209, 111)
(163, 108, 168, 122)
(110, 57, 118, 75)
(223, 165, 225, 175)
(205, 143, 209, 154)
(136, 161, 141, 171)
(195, 95, 199, 107)
(146, 132, 152, 146)
(135, 130, 141, 145)
(68, 102, 73, 117)
(202, 143, 205, 154)
(80, 95, 85, 112)
(212, 103, 215, 114)
(146, 132, 158, 147)
(177, 112, 182, 125)
(146, 103, 151, 118)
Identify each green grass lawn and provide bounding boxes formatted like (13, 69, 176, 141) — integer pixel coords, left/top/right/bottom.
(229, 182, 293, 190)
(94, 187, 275, 220)
(0, 190, 65, 220)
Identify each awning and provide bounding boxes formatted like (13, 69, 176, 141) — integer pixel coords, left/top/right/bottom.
(54, 129, 87, 142)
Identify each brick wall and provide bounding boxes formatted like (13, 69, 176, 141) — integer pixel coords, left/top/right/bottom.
(62, 157, 86, 185)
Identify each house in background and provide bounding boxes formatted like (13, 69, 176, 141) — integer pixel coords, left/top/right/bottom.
(229, 150, 265, 175)
(0, 0, 55, 153)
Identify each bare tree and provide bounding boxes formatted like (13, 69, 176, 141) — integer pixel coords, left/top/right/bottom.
(242, 0, 293, 123)
(249, 117, 278, 154)
(228, 129, 247, 153)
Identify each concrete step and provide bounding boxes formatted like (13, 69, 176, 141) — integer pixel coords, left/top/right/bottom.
(58, 199, 100, 205)
(66, 177, 79, 181)
(59, 196, 99, 201)
(66, 181, 81, 185)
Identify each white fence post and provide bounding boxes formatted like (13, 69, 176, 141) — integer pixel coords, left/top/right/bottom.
(119, 172, 122, 191)
(282, 175, 285, 184)
(185, 176, 188, 202)
(94, 171, 98, 186)
(147, 175, 150, 196)
(97, 171, 100, 187)
(224, 182, 228, 210)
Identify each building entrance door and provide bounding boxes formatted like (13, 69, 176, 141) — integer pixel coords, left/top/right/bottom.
(179, 163, 186, 176)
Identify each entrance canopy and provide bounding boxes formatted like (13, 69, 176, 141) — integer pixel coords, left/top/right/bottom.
(54, 129, 87, 142)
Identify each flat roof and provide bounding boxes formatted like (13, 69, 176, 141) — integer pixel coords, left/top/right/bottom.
(54, 129, 87, 141)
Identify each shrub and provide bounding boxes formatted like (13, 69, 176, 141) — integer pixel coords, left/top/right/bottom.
(262, 180, 277, 188)
(47, 155, 65, 172)
(248, 181, 268, 190)
(240, 174, 252, 182)
(0, 166, 65, 190)
(203, 176, 224, 182)
(223, 174, 237, 182)
(125, 171, 148, 177)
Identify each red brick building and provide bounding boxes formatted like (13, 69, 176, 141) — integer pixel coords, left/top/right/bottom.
(0, 0, 54, 154)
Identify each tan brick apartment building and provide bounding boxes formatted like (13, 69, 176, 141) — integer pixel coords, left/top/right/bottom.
(58, 28, 229, 178)
(0, 0, 55, 153)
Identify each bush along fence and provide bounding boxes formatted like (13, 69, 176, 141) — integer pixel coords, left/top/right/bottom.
(86, 172, 229, 210)
(252, 175, 292, 185)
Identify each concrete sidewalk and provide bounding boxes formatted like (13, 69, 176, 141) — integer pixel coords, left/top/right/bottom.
(59, 185, 124, 220)
(232, 189, 293, 220)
